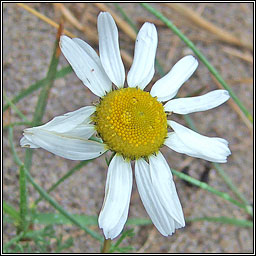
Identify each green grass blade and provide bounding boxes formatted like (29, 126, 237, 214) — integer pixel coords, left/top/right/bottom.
(171, 168, 252, 216)
(186, 216, 253, 228)
(3, 201, 21, 223)
(3, 65, 72, 113)
(19, 165, 28, 232)
(3, 232, 25, 252)
(127, 218, 152, 226)
(31, 40, 60, 126)
(24, 31, 60, 172)
(25, 168, 103, 242)
(32, 212, 152, 227)
(183, 114, 251, 208)
(8, 127, 23, 166)
(114, 3, 165, 76)
(114, 3, 138, 32)
(213, 163, 250, 206)
(141, 3, 253, 123)
(33, 212, 98, 226)
(3, 121, 32, 129)
(3, 91, 29, 122)
(8, 127, 103, 242)
(115, 3, 251, 216)
(34, 160, 91, 205)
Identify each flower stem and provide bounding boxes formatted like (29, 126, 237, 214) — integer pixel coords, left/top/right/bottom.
(102, 238, 112, 253)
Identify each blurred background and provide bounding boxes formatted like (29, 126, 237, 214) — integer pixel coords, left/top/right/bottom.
(3, 2, 253, 253)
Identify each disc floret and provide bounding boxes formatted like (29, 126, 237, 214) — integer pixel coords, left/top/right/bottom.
(94, 88, 167, 159)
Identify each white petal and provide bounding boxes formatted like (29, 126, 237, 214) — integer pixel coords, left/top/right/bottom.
(104, 192, 130, 239)
(27, 106, 96, 134)
(60, 36, 111, 97)
(62, 124, 95, 139)
(22, 129, 106, 160)
(164, 90, 230, 114)
(99, 155, 132, 239)
(72, 38, 112, 93)
(150, 55, 198, 101)
(98, 12, 125, 88)
(148, 152, 185, 227)
(127, 23, 158, 90)
(166, 121, 231, 163)
(20, 136, 39, 148)
(135, 159, 184, 236)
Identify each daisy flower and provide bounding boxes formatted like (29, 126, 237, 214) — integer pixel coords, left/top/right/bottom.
(20, 12, 231, 239)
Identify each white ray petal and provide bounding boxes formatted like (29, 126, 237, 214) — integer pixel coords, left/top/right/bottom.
(27, 106, 96, 134)
(20, 136, 39, 148)
(72, 38, 112, 93)
(61, 124, 95, 139)
(60, 36, 111, 97)
(127, 22, 158, 90)
(98, 12, 125, 88)
(104, 192, 130, 239)
(99, 155, 132, 239)
(136, 159, 184, 236)
(165, 121, 231, 163)
(148, 152, 185, 227)
(150, 55, 198, 102)
(164, 90, 230, 114)
(22, 129, 106, 160)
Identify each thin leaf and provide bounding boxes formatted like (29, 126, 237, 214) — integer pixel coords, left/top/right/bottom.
(8, 127, 103, 243)
(3, 66, 72, 112)
(19, 165, 28, 232)
(3, 201, 21, 223)
(24, 24, 61, 172)
(171, 168, 252, 215)
(3, 91, 29, 122)
(187, 216, 253, 228)
(32, 212, 98, 226)
(141, 3, 253, 123)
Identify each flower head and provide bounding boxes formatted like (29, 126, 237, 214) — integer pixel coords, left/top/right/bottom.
(20, 12, 231, 239)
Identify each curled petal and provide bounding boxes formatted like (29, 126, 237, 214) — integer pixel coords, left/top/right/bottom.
(165, 121, 231, 163)
(151, 55, 198, 102)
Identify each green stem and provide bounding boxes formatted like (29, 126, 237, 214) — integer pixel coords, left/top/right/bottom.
(171, 168, 252, 216)
(141, 3, 253, 123)
(19, 165, 28, 232)
(101, 239, 112, 253)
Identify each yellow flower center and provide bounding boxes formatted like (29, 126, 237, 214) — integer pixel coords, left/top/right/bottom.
(94, 88, 167, 159)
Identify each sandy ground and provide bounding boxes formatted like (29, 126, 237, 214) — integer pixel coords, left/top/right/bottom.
(3, 3, 253, 253)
